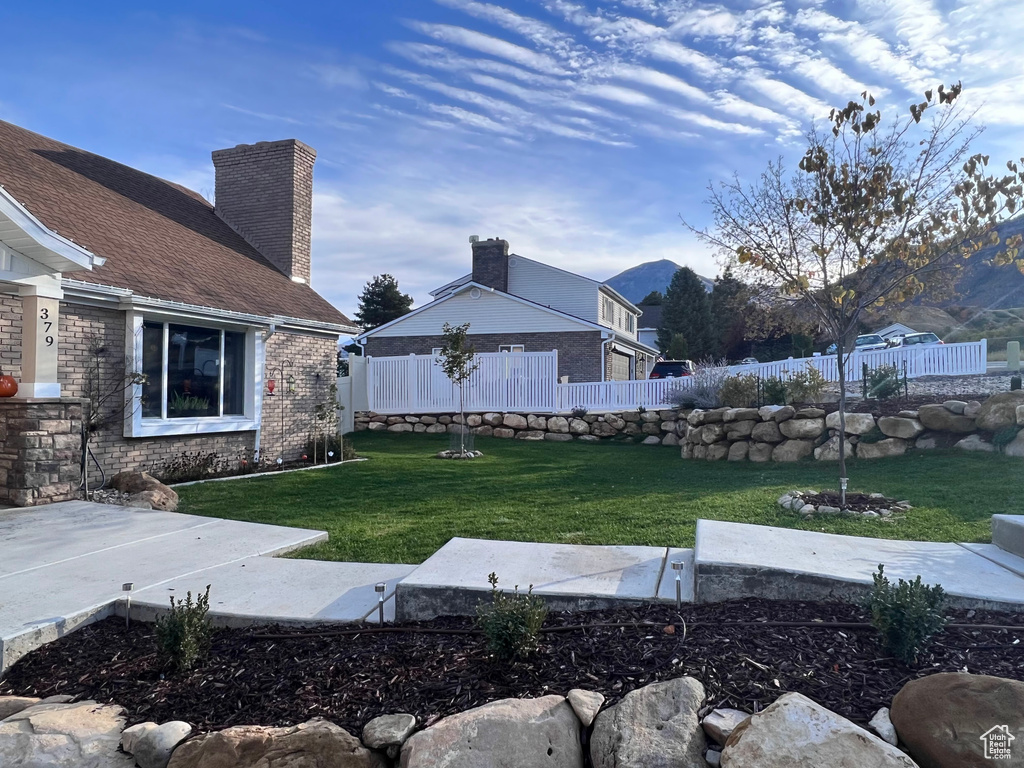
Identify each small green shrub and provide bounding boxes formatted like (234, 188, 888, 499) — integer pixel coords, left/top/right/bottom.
(571, 406, 589, 418)
(865, 364, 903, 400)
(1012, 376, 1022, 391)
(476, 573, 548, 660)
(787, 364, 827, 404)
(720, 374, 758, 407)
(992, 425, 1021, 451)
(760, 376, 788, 406)
(155, 585, 213, 671)
(866, 565, 946, 665)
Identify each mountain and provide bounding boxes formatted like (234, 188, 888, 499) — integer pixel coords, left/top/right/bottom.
(605, 259, 714, 304)
(943, 215, 1024, 310)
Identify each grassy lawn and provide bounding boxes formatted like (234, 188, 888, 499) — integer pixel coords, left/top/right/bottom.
(176, 433, 1023, 564)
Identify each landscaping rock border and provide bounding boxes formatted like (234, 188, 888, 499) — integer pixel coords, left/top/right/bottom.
(777, 490, 911, 519)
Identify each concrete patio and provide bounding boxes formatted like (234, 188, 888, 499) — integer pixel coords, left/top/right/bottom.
(2, 502, 1023, 675)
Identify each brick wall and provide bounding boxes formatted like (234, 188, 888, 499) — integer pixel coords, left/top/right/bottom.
(260, 330, 339, 461)
(0, 398, 83, 506)
(364, 330, 604, 383)
(212, 139, 315, 283)
(54, 301, 337, 478)
(0, 295, 22, 380)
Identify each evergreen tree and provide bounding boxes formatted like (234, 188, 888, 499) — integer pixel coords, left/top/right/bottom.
(666, 333, 689, 360)
(353, 274, 413, 331)
(657, 267, 713, 359)
(709, 267, 749, 360)
(640, 290, 664, 305)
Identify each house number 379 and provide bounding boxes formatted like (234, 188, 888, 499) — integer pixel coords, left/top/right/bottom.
(40, 307, 54, 346)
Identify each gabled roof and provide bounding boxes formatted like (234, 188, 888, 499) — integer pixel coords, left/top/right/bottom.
(0, 120, 353, 330)
(428, 254, 642, 314)
(358, 280, 659, 355)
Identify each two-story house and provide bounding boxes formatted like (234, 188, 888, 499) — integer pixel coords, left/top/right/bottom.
(357, 238, 658, 381)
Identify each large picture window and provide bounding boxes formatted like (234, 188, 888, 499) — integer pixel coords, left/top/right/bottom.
(141, 321, 246, 419)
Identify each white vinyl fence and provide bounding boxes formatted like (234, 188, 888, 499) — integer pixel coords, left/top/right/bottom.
(356, 341, 987, 415)
(366, 351, 558, 414)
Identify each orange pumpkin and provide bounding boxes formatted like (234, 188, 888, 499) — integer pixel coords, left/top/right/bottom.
(0, 369, 18, 397)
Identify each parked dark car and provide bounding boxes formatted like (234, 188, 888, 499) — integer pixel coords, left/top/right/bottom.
(649, 360, 694, 379)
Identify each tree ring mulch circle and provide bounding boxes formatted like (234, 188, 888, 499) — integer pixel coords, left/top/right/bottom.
(779, 489, 910, 519)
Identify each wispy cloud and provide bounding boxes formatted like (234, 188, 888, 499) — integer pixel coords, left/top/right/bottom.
(404, 21, 569, 75)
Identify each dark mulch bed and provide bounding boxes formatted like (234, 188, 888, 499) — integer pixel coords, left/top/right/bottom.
(3, 599, 1022, 735)
(802, 492, 900, 512)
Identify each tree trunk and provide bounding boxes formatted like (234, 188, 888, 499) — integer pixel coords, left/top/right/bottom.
(835, 339, 848, 507)
(459, 384, 466, 456)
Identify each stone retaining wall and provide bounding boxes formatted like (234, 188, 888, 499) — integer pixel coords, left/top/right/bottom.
(355, 390, 1024, 461)
(681, 391, 1024, 462)
(354, 409, 686, 446)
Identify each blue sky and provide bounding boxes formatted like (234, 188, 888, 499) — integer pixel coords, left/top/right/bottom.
(1, 1, 1021, 317)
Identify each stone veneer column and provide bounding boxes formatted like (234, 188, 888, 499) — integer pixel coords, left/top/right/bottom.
(0, 398, 83, 507)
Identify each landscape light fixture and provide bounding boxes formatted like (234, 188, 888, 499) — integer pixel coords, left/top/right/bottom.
(671, 560, 684, 609)
(375, 582, 387, 626)
(122, 582, 134, 628)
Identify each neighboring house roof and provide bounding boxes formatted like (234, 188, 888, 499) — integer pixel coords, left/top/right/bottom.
(358, 281, 659, 355)
(876, 322, 917, 338)
(428, 254, 642, 314)
(0, 120, 353, 330)
(637, 303, 662, 329)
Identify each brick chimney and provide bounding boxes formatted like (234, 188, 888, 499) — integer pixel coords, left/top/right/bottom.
(471, 238, 509, 292)
(212, 139, 316, 283)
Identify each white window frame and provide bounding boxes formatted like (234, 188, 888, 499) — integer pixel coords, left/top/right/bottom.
(124, 311, 263, 438)
(498, 344, 525, 353)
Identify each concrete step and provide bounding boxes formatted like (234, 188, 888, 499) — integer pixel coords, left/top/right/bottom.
(126, 557, 416, 627)
(694, 519, 1024, 612)
(395, 538, 688, 621)
(0, 503, 327, 674)
(993, 515, 1024, 559)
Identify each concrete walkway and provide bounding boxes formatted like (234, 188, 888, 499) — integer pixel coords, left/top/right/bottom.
(0, 502, 410, 673)
(3, 502, 1023, 675)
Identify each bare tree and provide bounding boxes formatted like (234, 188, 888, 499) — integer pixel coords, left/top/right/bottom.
(690, 83, 1024, 504)
(437, 322, 480, 456)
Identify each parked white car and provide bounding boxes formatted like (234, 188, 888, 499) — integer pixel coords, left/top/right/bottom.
(889, 332, 943, 348)
(854, 334, 888, 352)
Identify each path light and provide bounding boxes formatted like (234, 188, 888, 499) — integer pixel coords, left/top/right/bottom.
(671, 560, 684, 610)
(122, 582, 134, 628)
(840, 476, 849, 507)
(375, 582, 387, 625)
(277, 457, 283, 466)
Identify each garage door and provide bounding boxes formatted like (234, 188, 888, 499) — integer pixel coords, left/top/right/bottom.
(610, 351, 631, 381)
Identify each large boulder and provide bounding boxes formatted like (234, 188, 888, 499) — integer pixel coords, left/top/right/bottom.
(363, 713, 417, 757)
(725, 420, 755, 439)
(721, 692, 916, 767)
(527, 415, 547, 430)
(0, 701, 134, 768)
(502, 414, 528, 430)
(388, 423, 413, 433)
(569, 418, 590, 435)
(605, 414, 626, 431)
(482, 412, 504, 426)
(591, 677, 706, 768)
(857, 438, 908, 460)
(168, 719, 384, 768)
(917, 404, 976, 433)
(701, 423, 726, 444)
(890, 673, 1024, 768)
(878, 417, 925, 440)
(706, 443, 730, 461)
(702, 708, 750, 746)
(122, 721, 192, 768)
(751, 421, 784, 444)
(955, 434, 995, 453)
(400, 695, 582, 768)
(748, 442, 774, 462)
(813, 435, 854, 462)
(109, 471, 179, 511)
(547, 416, 569, 433)
(779, 418, 824, 440)
(824, 412, 876, 435)
(728, 441, 750, 461)
(1005, 430, 1024, 457)
(976, 391, 1024, 431)
(772, 440, 814, 463)
(591, 421, 618, 438)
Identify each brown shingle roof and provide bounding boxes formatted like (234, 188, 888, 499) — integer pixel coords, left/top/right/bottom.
(0, 120, 352, 328)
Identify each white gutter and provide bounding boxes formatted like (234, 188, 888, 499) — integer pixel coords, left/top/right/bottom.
(61, 278, 358, 335)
